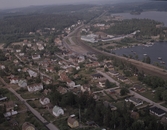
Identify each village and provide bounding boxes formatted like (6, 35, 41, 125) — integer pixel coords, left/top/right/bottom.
(0, 16, 167, 130)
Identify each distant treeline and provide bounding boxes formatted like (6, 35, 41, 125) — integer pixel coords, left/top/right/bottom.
(105, 19, 165, 37)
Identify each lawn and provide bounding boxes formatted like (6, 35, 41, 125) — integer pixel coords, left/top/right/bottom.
(139, 91, 160, 103)
(19, 91, 42, 99)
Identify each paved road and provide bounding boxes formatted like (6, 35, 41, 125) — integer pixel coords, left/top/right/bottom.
(130, 90, 167, 112)
(7, 87, 59, 130)
(94, 71, 167, 113)
(96, 70, 120, 86)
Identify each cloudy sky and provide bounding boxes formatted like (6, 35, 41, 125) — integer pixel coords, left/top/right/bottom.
(0, 0, 148, 9)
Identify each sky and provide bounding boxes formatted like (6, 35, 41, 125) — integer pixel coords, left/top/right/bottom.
(0, 0, 148, 9)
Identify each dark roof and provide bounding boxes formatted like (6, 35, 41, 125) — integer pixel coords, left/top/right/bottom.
(92, 73, 103, 78)
(150, 107, 166, 115)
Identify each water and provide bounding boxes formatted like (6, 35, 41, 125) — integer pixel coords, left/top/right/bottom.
(113, 42, 167, 67)
(112, 11, 167, 26)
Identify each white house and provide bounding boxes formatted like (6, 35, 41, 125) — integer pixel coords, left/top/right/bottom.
(52, 105, 64, 117)
(0, 64, 5, 70)
(32, 54, 41, 60)
(27, 83, 43, 92)
(99, 80, 106, 88)
(39, 97, 50, 105)
(27, 69, 37, 78)
(10, 77, 19, 84)
(16, 49, 21, 53)
(67, 80, 75, 88)
(18, 79, 27, 88)
(127, 97, 143, 106)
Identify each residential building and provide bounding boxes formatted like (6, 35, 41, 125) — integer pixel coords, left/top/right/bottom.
(118, 76, 127, 82)
(109, 70, 119, 76)
(57, 86, 67, 94)
(22, 122, 35, 130)
(0, 95, 7, 101)
(67, 115, 79, 128)
(18, 79, 27, 88)
(99, 80, 106, 88)
(52, 105, 64, 117)
(4, 111, 18, 117)
(103, 101, 117, 111)
(4, 101, 15, 111)
(10, 77, 19, 84)
(27, 69, 37, 78)
(133, 85, 145, 92)
(150, 107, 166, 117)
(27, 83, 43, 92)
(39, 97, 50, 105)
(80, 85, 91, 93)
(0, 64, 5, 70)
(92, 73, 104, 79)
(32, 54, 41, 60)
(126, 97, 143, 106)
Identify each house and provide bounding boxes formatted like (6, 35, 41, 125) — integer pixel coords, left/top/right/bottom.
(19, 53, 25, 56)
(0, 64, 5, 70)
(86, 62, 100, 67)
(92, 73, 103, 79)
(46, 67, 54, 73)
(39, 97, 50, 105)
(103, 101, 117, 111)
(150, 107, 166, 117)
(99, 80, 106, 88)
(27, 43, 32, 47)
(13, 59, 19, 64)
(59, 71, 75, 87)
(80, 85, 91, 93)
(57, 86, 67, 94)
(4, 110, 18, 117)
(67, 80, 76, 88)
(118, 76, 127, 82)
(43, 89, 51, 95)
(127, 97, 143, 106)
(18, 79, 27, 88)
(27, 83, 43, 92)
(67, 115, 79, 128)
(38, 45, 44, 51)
(16, 49, 21, 53)
(22, 122, 35, 130)
(133, 85, 145, 92)
(42, 77, 52, 85)
(109, 70, 119, 76)
(32, 54, 40, 60)
(10, 77, 19, 84)
(0, 95, 7, 101)
(4, 101, 15, 111)
(27, 69, 37, 78)
(78, 56, 85, 63)
(52, 105, 64, 117)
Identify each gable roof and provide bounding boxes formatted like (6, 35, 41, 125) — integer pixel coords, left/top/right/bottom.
(53, 105, 62, 113)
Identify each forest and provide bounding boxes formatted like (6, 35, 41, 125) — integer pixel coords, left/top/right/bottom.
(105, 19, 165, 37)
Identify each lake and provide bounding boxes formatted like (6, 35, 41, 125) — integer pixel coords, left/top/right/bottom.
(112, 42, 167, 68)
(112, 11, 167, 26)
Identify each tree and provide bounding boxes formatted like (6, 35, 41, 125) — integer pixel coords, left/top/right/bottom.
(155, 87, 165, 101)
(120, 87, 129, 96)
(143, 56, 151, 64)
(104, 67, 109, 72)
(162, 90, 167, 102)
(105, 80, 111, 88)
